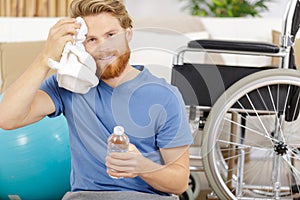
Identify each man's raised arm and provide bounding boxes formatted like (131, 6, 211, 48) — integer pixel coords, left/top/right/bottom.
(0, 18, 80, 129)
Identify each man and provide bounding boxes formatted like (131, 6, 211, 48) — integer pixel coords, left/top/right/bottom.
(0, 0, 193, 199)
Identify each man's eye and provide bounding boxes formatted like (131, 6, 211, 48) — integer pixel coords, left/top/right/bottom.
(88, 38, 96, 42)
(108, 33, 115, 37)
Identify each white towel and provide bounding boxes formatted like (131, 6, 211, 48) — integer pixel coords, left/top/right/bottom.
(48, 17, 99, 94)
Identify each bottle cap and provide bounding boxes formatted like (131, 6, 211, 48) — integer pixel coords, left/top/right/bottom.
(114, 126, 124, 135)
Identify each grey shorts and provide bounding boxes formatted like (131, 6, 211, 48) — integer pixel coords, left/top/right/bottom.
(62, 191, 179, 200)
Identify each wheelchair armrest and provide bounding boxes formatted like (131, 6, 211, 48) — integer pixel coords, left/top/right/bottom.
(188, 39, 280, 53)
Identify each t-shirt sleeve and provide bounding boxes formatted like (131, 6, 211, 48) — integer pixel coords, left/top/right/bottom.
(156, 87, 193, 148)
(40, 75, 64, 118)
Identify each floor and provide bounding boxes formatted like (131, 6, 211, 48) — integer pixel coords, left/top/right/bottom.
(197, 190, 214, 200)
(196, 172, 212, 200)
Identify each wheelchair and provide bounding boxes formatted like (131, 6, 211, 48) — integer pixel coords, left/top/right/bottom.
(172, 0, 300, 199)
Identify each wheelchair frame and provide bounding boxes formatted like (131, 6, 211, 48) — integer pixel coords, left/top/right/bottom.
(172, 0, 300, 199)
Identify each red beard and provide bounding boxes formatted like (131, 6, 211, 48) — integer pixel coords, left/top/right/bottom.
(100, 52, 130, 80)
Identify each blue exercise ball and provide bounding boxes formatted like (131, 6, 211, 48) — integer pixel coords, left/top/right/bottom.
(0, 96, 71, 200)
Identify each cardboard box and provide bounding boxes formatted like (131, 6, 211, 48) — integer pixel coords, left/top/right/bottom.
(0, 41, 55, 93)
(294, 39, 300, 68)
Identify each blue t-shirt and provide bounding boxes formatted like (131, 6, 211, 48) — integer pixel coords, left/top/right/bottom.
(40, 66, 193, 195)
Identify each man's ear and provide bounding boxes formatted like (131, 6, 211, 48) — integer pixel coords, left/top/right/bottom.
(125, 28, 133, 42)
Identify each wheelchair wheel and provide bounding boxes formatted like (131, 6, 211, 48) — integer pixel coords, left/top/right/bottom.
(202, 69, 300, 199)
(180, 172, 201, 200)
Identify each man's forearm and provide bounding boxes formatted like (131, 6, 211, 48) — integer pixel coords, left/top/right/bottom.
(0, 53, 50, 129)
(140, 160, 190, 195)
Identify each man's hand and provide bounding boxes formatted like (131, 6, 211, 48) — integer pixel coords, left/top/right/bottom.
(42, 18, 81, 63)
(105, 144, 163, 178)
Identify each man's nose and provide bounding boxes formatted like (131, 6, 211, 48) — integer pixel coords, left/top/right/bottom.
(96, 38, 116, 52)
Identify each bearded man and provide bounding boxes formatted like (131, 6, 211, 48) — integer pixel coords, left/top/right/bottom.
(0, 0, 193, 199)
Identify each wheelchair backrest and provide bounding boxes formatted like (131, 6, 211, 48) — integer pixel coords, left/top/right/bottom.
(291, 0, 300, 37)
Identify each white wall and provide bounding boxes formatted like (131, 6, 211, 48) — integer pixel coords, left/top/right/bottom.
(261, 0, 290, 18)
(0, 18, 60, 42)
(124, 0, 290, 20)
(124, 0, 187, 19)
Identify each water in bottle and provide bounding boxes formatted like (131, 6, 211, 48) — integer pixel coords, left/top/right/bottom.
(107, 126, 129, 178)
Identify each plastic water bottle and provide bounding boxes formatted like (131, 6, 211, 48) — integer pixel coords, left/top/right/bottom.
(107, 126, 129, 178)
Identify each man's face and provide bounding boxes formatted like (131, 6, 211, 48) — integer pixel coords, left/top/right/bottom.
(83, 13, 131, 79)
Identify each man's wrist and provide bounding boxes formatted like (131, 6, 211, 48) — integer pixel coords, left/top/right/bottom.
(34, 53, 52, 73)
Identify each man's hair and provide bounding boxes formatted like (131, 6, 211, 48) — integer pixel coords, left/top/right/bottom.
(69, 0, 133, 28)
